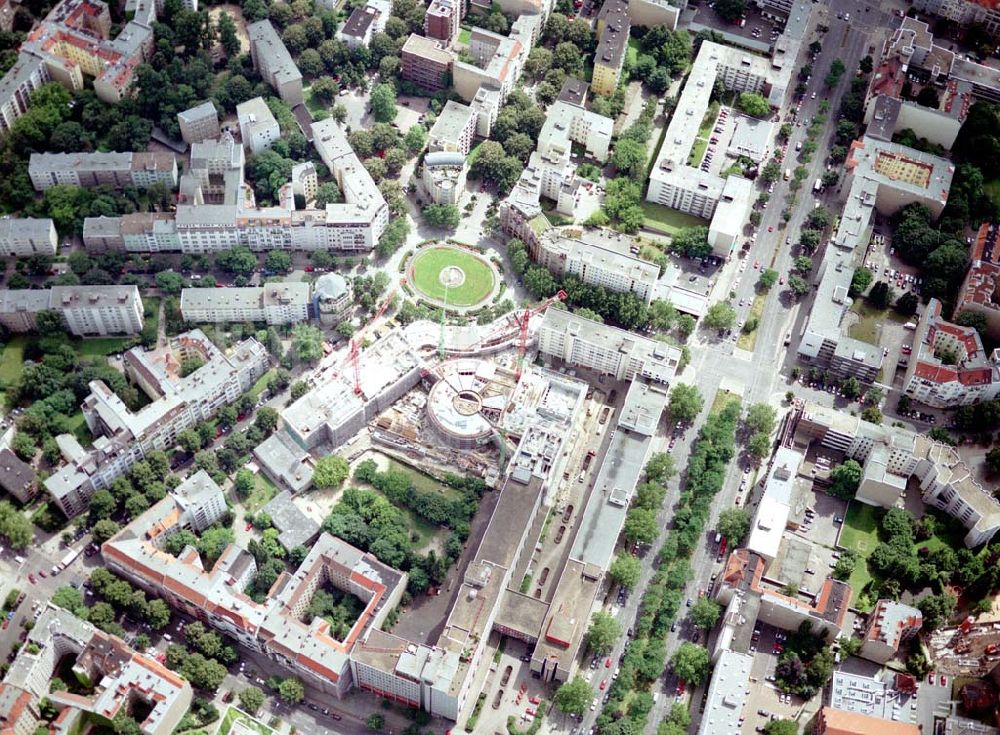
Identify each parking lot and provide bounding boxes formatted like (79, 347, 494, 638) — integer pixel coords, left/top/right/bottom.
(690, 1, 786, 46)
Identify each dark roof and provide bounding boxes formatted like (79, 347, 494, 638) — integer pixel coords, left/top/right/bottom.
(0, 448, 36, 502)
(558, 77, 589, 106)
(342, 5, 379, 38)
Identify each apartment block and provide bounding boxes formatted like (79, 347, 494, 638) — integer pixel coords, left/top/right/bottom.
(44, 330, 267, 517)
(236, 96, 280, 155)
(815, 706, 919, 735)
(428, 100, 477, 155)
(0, 285, 142, 336)
(954, 222, 1000, 340)
(526, 225, 659, 304)
(452, 28, 525, 102)
(538, 100, 613, 162)
(902, 298, 1000, 407)
(910, 0, 1000, 41)
(0, 448, 37, 504)
(401, 34, 452, 92)
(538, 308, 681, 384)
(28, 151, 177, 191)
(180, 282, 310, 325)
(592, 0, 629, 95)
(0, 217, 57, 256)
(424, 0, 460, 43)
(647, 41, 764, 257)
(247, 20, 303, 105)
(794, 399, 1000, 547)
(0, 56, 51, 135)
(627, 0, 682, 30)
(177, 100, 219, 145)
(859, 600, 922, 664)
(797, 136, 953, 382)
(1, 605, 192, 735)
(337, 0, 390, 47)
(421, 152, 467, 206)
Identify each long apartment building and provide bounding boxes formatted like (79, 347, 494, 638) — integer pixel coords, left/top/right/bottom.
(44, 329, 267, 517)
(29, 150, 178, 191)
(0, 606, 192, 735)
(81, 123, 387, 254)
(0, 217, 57, 256)
(909, 0, 1000, 41)
(797, 136, 954, 382)
(954, 222, 1000, 341)
(646, 41, 765, 257)
(180, 282, 310, 325)
(902, 298, 1000, 407)
(0, 284, 142, 336)
(538, 308, 681, 384)
(247, 20, 304, 106)
(592, 0, 629, 95)
(796, 399, 1000, 547)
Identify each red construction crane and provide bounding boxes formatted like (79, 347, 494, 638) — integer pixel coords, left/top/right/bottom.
(516, 290, 567, 379)
(346, 287, 398, 396)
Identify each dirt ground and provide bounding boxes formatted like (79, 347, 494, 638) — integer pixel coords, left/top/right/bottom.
(207, 3, 251, 56)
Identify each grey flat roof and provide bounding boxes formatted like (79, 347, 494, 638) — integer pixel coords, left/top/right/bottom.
(262, 490, 320, 550)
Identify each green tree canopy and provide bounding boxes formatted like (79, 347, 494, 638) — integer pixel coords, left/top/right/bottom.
(585, 611, 621, 655)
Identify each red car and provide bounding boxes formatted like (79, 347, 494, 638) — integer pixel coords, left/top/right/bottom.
(529, 696, 540, 705)
(940, 675, 948, 687)
(768, 226, 774, 232)
(605, 658, 612, 668)
(525, 708, 536, 717)
(245, 522, 253, 531)
(38, 570, 47, 578)
(927, 672, 935, 685)
(27, 574, 35, 584)
(599, 680, 607, 691)
(676, 680, 686, 695)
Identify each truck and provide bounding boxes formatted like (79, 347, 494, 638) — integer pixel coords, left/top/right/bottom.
(57, 546, 83, 572)
(784, 168, 791, 181)
(813, 178, 822, 193)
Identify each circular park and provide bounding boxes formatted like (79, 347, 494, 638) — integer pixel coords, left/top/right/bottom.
(409, 245, 498, 307)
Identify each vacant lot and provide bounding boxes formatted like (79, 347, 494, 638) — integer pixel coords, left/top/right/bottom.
(640, 202, 707, 237)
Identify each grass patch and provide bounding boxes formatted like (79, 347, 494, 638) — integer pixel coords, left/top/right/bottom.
(736, 293, 767, 351)
(219, 707, 277, 735)
(848, 300, 908, 346)
(458, 26, 471, 45)
(246, 473, 278, 513)
(985, 178, 1000, 211)
(627, 37, 640, 67)
(640, 202, 707, 236)
(0, 336, 26, 385)
(68, 412, 90, 447)
(302, 85, 329, 116)
(386, 457, 463, 502)
(467, 141, 483, 171)
(248, 369, 276, 401)
(77, 338, 134, 356)
(688, 137, 709, 167)
(710, 389, 740, 416)
(840, 502, 879, 604)
(410, 246, 495, 306)
(698, 101, 720, 139)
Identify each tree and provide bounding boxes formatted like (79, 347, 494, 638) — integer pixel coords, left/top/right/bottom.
(669, 383, 704, 423)
(369, 83, 396, 122)
(404, 125, 427, 153)
(217, 13, 240, 56)
(366, 714, 385, 732)
(146, 599, 171, 630)
(155, 271, 184, 295)
(611, 138, 647, 180)
(645, 452, 676, 484)
(917, 592, 956, 630)
(861, 407, 883, 425)
(92, 519, 121, 543)
(758, 269, 778, 291)
(608, 554, 642, 589)
(764, 721, 798, 735)
(586, 611, 621, 655)
(670, 643, 711, 684)
(842, 376, 861, 399)
(313, 455, 350, 489)
(714, 0, 745, 23)
(422, 203, 461, 229)
(52, 586, 84, 614)
(787, 275, 810, 296)
(717, 508, 750, 544)
(292, 324, 324, 363)
(737, 92, 770, 118)
(828, 460, 862, 500)
(265, 251, 292, 274)
(825, 58, 846, 87)
(849, 267, 873, 296)
(239, 686, 265, 715)
(670, 227, 711, 258)
(278, 677, 305, 704)
(703, 302, 737, 333)
(554, 676, 592, 716)
(689, 597, 721, 630)
(623, 508, 659, 545)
